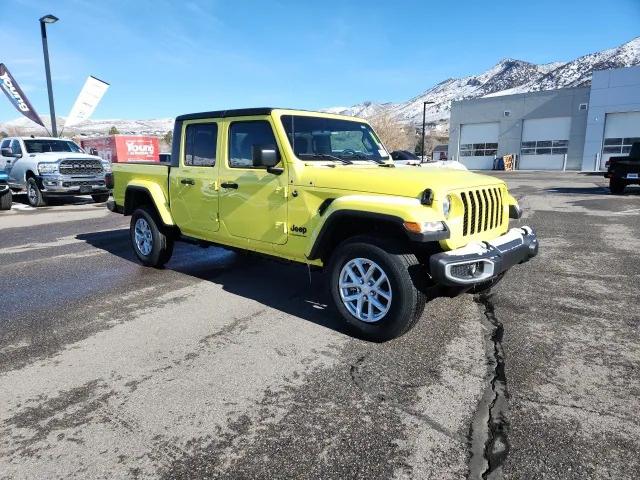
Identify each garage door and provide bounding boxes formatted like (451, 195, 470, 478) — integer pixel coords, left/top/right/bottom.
(601, 111, 640, 169)
(519, 117, 571, 170)
(458, 123, 499, 169)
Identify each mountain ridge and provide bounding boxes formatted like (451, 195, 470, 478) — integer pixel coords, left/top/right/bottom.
(328, 36, 640, 129)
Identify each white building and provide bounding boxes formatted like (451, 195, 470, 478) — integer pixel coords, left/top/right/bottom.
(447, 65, 640, 171)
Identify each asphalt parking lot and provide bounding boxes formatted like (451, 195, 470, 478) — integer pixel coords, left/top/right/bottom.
(0, 172, 638, 479)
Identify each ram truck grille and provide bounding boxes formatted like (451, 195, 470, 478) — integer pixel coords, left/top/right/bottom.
(59, 159, 103, 176)
(460, 187, 505, 236)
(62, 180, 106, 187)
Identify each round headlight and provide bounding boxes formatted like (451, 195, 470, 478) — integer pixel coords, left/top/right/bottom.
(442, 195, 452, 218)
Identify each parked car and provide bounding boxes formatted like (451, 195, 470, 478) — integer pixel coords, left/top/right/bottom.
(391, 150, 422, 164)
(0, 171, 11, 210)
(605, 142, 640, 194)
(109, 108, 538, 342)
(0, 136, 111, 207)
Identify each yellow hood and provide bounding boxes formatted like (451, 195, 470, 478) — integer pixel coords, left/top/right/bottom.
(301, 165, 504, 197)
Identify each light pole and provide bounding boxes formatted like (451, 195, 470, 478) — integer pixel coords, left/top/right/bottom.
(40, 14, 59, 137)
(421, 101, 434, 161)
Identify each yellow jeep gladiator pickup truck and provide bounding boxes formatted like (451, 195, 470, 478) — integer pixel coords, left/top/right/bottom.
(108, 108, 538, 341)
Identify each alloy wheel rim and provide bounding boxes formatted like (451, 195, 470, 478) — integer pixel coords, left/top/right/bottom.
(28, 184, 37, 204)
(134, 218, 153, 256)
(339, 257, 392, 323)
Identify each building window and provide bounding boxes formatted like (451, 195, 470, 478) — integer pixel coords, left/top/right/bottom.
(459, 143, 498, 157)
(579, 103, 588, 111)
(602, 137, 640, 155)
(504, 111, 511, 117)
(521, 139, 568, 155)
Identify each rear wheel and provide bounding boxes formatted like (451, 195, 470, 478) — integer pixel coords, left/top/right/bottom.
(0, 189, 11, 210)
(130, 207, 174, 267)
(609, 178, 626, 194)
(328, 236, 426, 342)
(26, 177, 47, 207)
(92, 193, 110, 203)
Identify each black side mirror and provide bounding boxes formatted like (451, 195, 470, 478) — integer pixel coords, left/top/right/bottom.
(252, 144, 281, 168)
(1, 148, 13, 158)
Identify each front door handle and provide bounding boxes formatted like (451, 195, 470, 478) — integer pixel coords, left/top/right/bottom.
(180, 178, 195, 185)
(221, 182, 239, 189)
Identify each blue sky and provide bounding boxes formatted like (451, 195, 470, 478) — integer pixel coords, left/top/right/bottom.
(0, 0, 638, 122)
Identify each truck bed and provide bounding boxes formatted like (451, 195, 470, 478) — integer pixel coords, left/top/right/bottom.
(112, 162, 171, 208)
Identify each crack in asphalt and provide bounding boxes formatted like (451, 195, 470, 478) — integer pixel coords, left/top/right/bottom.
(468, 293, 510, 480)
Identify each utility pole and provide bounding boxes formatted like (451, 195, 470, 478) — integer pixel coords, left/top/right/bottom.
(40, 14, 59, 137)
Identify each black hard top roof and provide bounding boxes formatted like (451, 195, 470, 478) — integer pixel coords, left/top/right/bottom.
(174, 107, 358, 122)
(175, 108, 274, 121)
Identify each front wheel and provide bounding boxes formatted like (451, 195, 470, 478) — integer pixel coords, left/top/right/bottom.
(0, 189, 11, 210)
(609, 178, 626, 195)
(26, 178, 47, 207)
(130, 207, 174, 268)
(328, 236, 426, 342)
(92, 193, 110, 203)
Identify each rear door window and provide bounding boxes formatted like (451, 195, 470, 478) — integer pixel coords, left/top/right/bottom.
(184, 123, 217, 167)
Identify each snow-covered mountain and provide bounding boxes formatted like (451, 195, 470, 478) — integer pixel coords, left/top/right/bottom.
(329, 37, 640, 128)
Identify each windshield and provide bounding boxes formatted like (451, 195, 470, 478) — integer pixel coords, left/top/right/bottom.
(24, 139, 83, 154)
(281, 115, 389, 162)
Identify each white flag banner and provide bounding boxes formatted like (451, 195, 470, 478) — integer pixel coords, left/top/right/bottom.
(65, 76, 109, 127)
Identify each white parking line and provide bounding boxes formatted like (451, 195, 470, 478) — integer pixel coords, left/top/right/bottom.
(613, 208, 640, 215)
(9, 203, 36, 211)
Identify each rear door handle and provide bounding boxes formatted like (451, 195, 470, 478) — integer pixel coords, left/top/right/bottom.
(180, 178, 195, 185)
(221, 182, 239, 189)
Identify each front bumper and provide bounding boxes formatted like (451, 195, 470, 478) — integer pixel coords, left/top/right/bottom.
(37, 175, 109, 195)
(430, 226, 538, 286)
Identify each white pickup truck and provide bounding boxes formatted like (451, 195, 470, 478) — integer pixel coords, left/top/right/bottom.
(0, 136, 111, 207)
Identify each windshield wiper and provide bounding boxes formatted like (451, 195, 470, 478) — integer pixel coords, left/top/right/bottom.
(298, 153, 353, 165)
(350, 153, 394, 167)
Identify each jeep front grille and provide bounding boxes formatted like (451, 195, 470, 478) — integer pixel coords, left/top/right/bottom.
(460, 187, 504, 236)
(59, 159, 103, 176)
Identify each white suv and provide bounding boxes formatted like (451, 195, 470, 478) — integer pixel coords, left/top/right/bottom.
(0, 137, 111, 207)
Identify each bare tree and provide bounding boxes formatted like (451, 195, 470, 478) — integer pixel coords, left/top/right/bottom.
(367, 112, 413, 152)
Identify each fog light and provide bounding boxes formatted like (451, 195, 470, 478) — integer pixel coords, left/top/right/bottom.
(450, 263, 480, 279)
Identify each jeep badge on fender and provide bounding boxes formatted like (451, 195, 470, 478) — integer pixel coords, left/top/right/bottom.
(290, 225, 307, 235)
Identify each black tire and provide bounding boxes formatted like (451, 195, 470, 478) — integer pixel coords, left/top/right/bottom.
(130, 207, 174, 268)
(470, 272, 505, 294)
(0, 190, 11, 210)
(328, 236, 426, 342)
(92, 193, 110, 203)
(609, 178, 626, 195)
(26, 177, 47, 207)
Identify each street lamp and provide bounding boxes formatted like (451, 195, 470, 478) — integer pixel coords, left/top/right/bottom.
(39, 14, 59, 137)
(421, 101, 435, 161)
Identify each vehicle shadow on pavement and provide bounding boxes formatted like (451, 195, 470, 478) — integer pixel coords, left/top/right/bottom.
(76, 229, 351, 337)
(11, 193, 100, 207)
(545, 186, 640, 195)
